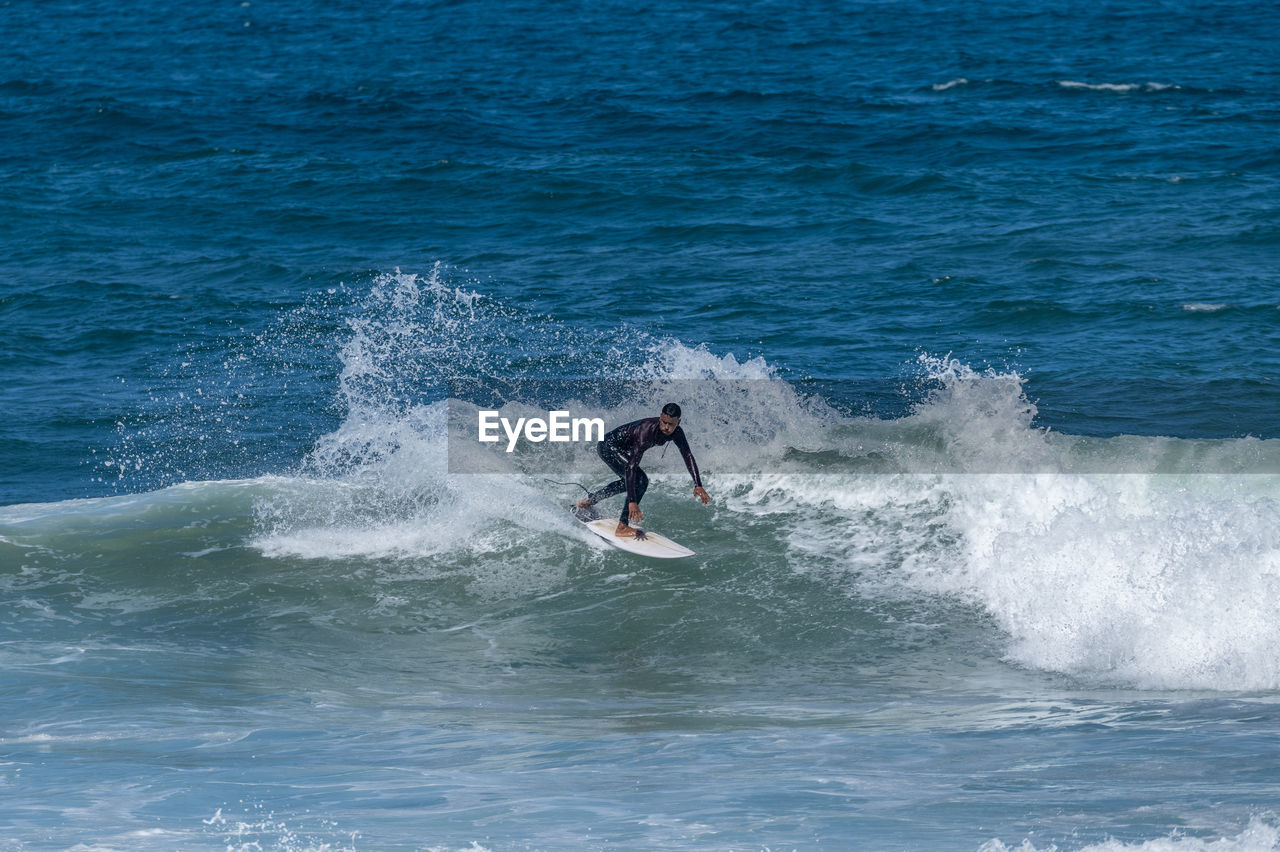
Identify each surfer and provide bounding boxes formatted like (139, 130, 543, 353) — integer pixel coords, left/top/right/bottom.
(576, 403, 710, 538)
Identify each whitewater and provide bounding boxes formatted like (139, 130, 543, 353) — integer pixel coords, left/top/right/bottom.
(5, 270, 1280, 850)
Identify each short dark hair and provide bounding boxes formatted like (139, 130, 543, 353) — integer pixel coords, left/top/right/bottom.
(661, 402, 682, 418)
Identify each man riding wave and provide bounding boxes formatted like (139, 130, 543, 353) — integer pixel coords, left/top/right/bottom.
(576, 402, 710, 538)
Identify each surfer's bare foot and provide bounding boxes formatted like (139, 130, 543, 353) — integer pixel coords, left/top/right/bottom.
(614, 522, 638, 538)
(576, 497, 593, 509)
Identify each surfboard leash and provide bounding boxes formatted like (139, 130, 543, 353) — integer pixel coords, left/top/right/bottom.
(542, 477, 591, 496)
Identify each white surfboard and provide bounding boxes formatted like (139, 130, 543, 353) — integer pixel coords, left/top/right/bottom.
(571, 506, 695, 559)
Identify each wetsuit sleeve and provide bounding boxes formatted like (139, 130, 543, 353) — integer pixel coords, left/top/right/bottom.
(622, 419, 655, 504)
(673, 429, 703, 488)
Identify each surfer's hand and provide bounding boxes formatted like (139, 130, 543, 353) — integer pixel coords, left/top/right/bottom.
(628, 502, 643, 523)
(693, 486, 710, 505)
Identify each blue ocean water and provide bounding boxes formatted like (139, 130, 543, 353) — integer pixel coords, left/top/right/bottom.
(3, 0, 1280, 849)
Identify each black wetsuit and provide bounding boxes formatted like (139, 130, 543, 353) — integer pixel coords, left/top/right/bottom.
(586, 417, 703, 524)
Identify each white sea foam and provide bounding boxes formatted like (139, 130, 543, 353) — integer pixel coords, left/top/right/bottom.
(243, 270, 1280, 690)
(1059, 80, 1179, 93)
(9, 264, 1279, 693)
(982, 817, 1280, 851)
(202, 806, 361, 852)
(727, 355, 1280, 691)
(251, 267, 837, 566)
(934, 472, 1280, 690)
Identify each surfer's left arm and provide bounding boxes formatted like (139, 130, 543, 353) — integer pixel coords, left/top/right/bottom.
(674, 429, 710, 505)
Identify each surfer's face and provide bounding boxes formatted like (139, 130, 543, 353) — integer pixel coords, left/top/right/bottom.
(658, 413, 680, 435)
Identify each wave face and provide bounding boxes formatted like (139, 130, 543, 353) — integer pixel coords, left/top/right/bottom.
(227, 271, 1278, 693)
(5, 269, 1280, 849)
(10, 280, 1280, 849)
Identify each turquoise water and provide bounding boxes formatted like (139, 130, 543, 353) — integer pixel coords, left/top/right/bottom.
(3, 1, 1280, 849)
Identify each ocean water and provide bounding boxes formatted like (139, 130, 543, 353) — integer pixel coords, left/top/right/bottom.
(3, 0, 1280, 849)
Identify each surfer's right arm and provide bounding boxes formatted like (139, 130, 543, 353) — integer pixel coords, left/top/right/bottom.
(624, 442, 646, 522)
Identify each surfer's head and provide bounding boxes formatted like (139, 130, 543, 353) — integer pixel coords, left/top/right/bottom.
(659, 402, 681, 435)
